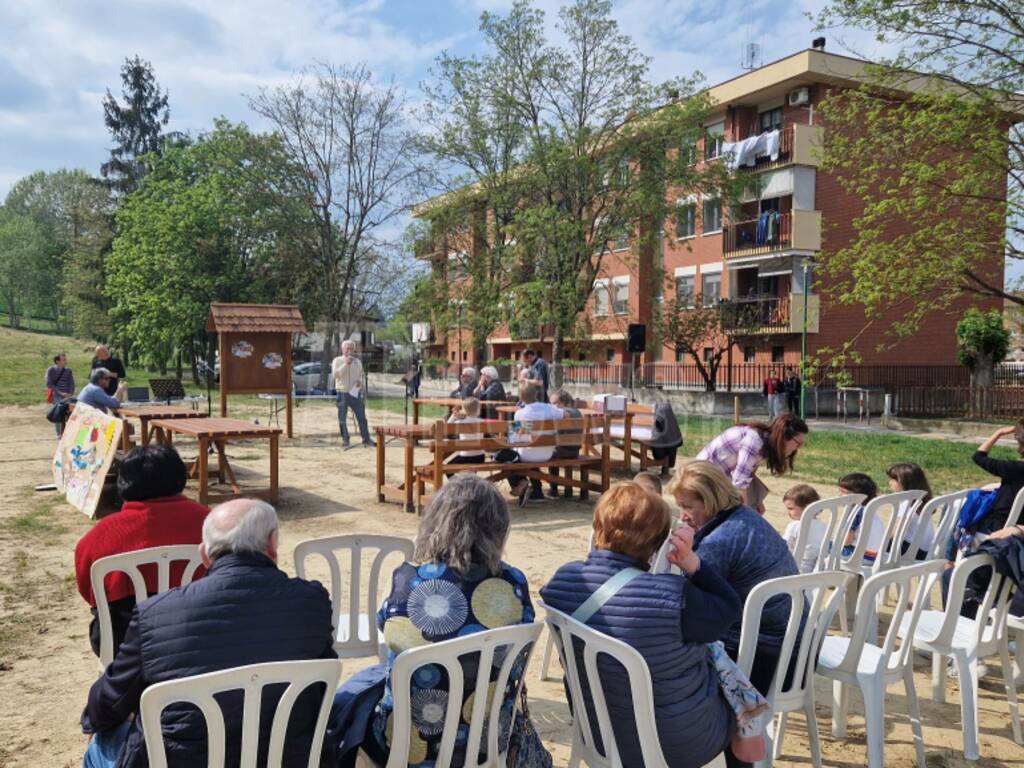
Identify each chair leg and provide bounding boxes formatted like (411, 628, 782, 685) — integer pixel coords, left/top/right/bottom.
(858, 674, 886, 768)
(805, 695, 823, 768)
(1000, 638, 1023, 745)
(931, 651, 946, 704)
(831, 679, 848, 738)
(954, 652, 980, 760)
(773, 712, 787, 760)
(903, 667, 926, 768)
(539, 630, 556, 682)
(567, 740, 582, 768)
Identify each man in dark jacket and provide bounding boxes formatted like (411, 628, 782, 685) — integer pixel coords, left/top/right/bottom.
(91, 345, 128, 396)
(81, 498, 337, 768)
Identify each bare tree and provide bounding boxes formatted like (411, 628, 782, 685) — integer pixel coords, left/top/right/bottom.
(250, 63, 422, 381)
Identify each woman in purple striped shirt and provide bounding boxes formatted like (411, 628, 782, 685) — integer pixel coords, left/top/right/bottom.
(696, 414, 808, 513)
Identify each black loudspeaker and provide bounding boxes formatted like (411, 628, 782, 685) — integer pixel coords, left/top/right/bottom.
(627, 323, 646, 353)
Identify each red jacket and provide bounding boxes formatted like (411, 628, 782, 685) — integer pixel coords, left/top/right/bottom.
(74, 495, 210, 607)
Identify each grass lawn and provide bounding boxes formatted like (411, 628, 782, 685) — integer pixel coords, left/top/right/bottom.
(675, 414, 1014, 493)
(0, 326, 97, 407)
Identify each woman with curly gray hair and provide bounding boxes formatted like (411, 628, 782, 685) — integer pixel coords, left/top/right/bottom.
(334, 474, 535, 767)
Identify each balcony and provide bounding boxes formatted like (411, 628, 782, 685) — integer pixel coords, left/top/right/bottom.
(723, 209, 821, 257)
(731, 124, 823, 172)
(720, 294, 820, 334)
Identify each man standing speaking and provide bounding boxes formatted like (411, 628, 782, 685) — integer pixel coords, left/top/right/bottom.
(331, 339, 375, 448)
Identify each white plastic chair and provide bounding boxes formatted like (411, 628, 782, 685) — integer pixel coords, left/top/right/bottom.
(735, 570, 854, 768)
(139, 658, 343, 768)
(91, 545, 204, 667)
(541, 602, 727, 768)
(293, 534, 413, 660)
(897, 553, 1021, 756)
(384, 622, 543, 768)
(789, 494, 867, 574)
(864, 490, 928, 579)
(918, 490, 970, 562)
(816, 559, 944, 768)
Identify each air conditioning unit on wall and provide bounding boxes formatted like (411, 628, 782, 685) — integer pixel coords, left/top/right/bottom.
(788, 87, 810, 107)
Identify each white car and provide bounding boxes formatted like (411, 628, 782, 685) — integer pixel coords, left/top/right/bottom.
(292, 362, 336, 395)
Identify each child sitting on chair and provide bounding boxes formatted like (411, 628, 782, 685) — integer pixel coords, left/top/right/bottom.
(781, 484, 823, 573)
(447, 397, 485, 465)
(633, 470, 663, 498)
(839, 472, 883, 563)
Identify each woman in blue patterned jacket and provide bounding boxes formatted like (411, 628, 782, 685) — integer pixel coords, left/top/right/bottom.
(336, 473, 534, 768)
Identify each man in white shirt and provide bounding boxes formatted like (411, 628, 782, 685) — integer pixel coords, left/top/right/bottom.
(331, 340, 374, 448)
(494, 381, 562, 506)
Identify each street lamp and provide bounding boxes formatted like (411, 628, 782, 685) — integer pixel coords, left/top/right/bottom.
(800, 261, 810, 419)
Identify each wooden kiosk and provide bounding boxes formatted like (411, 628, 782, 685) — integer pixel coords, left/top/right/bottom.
(207, 303, 306, 438)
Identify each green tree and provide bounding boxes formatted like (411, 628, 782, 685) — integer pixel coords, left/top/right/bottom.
(0, 210, 44, 327)
(956, 308, 1009, 387)
(813, 1, 1023, 346)
(420, 0, 737, 383)
(101, 56, 172, 196)
(106, 120, 313, 376)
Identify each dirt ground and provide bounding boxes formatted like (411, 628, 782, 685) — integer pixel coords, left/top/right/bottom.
(0, 399, 1021, 767)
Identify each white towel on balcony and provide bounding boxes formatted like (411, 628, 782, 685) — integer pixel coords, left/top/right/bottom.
(763, 128, 780, 161)
(722, 130, 781, 170)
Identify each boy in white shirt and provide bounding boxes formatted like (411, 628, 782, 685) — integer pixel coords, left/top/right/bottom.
(447, 397, 486, 465)
(782, 484, 825, 573)
(494, 381, 562, 506)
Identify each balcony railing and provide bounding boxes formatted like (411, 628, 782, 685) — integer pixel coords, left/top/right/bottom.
(723, 212, 792, 255)
(720, 295, 793, 334)
(734, 126, 794, 171)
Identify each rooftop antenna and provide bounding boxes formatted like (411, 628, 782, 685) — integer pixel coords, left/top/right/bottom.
(741, 41, 762, 71)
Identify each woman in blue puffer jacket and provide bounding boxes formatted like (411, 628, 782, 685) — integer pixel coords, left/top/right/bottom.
(541, 482, 742, 768)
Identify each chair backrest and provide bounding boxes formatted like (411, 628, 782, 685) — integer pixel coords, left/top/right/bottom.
(791, 494, 866, 573)
(541, 602, 672, 768)
(867, 490, 928, 574)
(139, 659, 343, 768)
(934, 553, 1015, 653)
(1007, 486, 1024, 529)
(293, 534, 413, 658)
(828, 559, 945, 678)
(918, 489, 970, 561)
(735, 570, 853, 712)
(386, 622, 543, 768)
(92, 545, 204, 667)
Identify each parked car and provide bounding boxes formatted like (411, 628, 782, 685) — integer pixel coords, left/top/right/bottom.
(292, 361, 336, 395)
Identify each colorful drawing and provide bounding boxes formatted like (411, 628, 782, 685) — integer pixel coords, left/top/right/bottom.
(53, 403, 123, 518)
(261, 352, 283, 369)
(231, 340, 254, 358)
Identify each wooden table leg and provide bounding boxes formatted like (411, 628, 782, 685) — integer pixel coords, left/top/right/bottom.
(269, 433, 279, 504)
(404, 436, 414, 513)
(623, 414, 632, 473)
(215, 439, 227, 483)
(197, 436, 209, 505)
(412, 401, 419, 425)
(121, 419, 132, 453)
(140, 419, 150, 447)
(376, 428, 385, 502)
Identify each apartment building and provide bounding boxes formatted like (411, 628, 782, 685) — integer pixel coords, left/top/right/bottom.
(417, 46, 1004, 375)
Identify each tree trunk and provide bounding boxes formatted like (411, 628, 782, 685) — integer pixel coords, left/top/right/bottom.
(971, 352, 995, 388)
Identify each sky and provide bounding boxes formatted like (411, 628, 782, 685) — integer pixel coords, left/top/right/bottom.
(0, 0, 890, 199)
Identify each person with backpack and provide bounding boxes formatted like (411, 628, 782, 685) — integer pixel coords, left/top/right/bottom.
(45, 353, 76, 436)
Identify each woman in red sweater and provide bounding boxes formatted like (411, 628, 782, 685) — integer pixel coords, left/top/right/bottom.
(74, 444, 209, 659)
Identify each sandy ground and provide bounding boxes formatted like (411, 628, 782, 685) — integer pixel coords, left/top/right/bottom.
(0, 399, 1021, 768)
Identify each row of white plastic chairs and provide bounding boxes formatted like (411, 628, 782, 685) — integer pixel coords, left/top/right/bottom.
(92, 509, 1024, 768)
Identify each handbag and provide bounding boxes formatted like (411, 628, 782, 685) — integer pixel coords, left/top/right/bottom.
(506, 684, 553, 768)
(46, 387, 54, 404)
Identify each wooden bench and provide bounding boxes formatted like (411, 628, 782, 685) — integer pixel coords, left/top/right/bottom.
(414, 414, 612, 512)
(591, 403, 674, 473)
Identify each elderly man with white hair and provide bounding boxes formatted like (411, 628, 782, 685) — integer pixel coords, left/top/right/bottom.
(450, 366, 478, 399)
(80, 498, 336, 768)
(473, 365, 507, 419)
(331, 339, 374, 448)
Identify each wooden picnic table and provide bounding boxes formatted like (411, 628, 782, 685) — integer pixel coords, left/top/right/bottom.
(375, 423, 436, 513)
(411, 398, 507, 424)
(493, 405, 601, 417)
(117, 405, 207, 453)
(148, 417, 282, 505)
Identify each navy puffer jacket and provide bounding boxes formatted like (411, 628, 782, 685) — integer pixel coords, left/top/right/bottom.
(81, 552, 337, 768)
(541, 549, 735, 768)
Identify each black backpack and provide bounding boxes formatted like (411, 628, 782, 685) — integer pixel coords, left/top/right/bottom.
(46, 397, 75, 424)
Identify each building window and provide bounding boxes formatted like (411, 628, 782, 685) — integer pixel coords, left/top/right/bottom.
(759, 107, 783, 133)
(594, 280, 610, 316)
(675, 346, 687, 362)
(702, 198, 722, 234)
(675, 200, 696, 238)
(701, 272, 721, 306)
(675, 274, 695, 308)
(462, 350, 468, 361)
(450, 351, 456, 361)
(613, 279, 629, 315)
(679, 140, 697, 166)
(616, 158, 631, 187)
(579, 351, 587, 361)
(743, 345, 756, 363)
(704, 120, 725, 160)
(613, 226, 631, 251)
(703, 347, 714, 362)
(771, 345, 785, 363)
(606, 348, 616, 362)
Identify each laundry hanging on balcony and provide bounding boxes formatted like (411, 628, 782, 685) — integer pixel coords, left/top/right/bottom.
(755, 210, 780, 245)
(722, 129, 781, 171)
